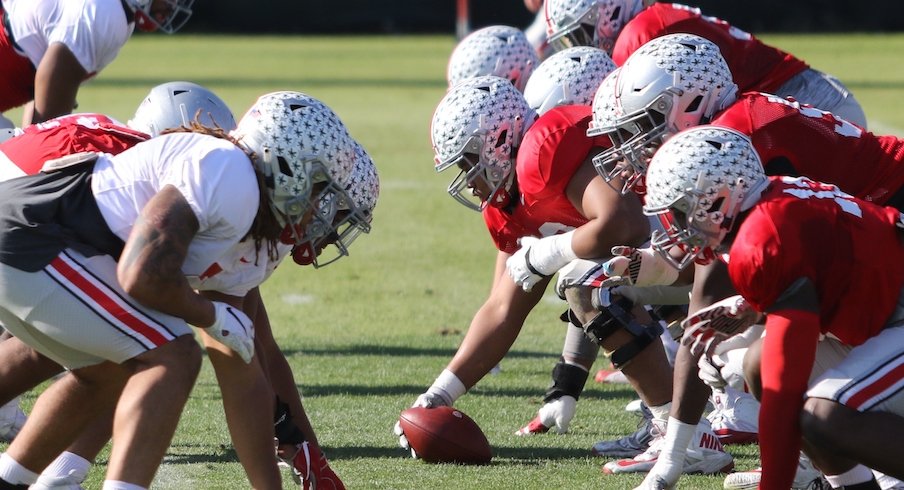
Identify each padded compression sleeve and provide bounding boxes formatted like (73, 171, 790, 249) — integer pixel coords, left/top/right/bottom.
(759, 308, 820, 490)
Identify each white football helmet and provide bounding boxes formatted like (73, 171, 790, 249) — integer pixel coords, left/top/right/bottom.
(643, 126, 767, 269)
(545, 0, 644, 54)
(431, 75, 537, 211)
(231, 91, 356, 246)
(294, 141, 380, 267)
(0, 128, 19, 144)
(523, 46, 616, 115)
(589, 33, 738, 195)
(447, 25, 540, 93)
(123, 0, 193, 34)
(129, 81, 236, 137)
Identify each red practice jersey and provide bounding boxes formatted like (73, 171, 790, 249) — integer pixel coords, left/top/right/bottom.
(0, 113, 149, 175)
(729, 176, 904, 346)
(712, 93, 904, 205)
(483, 105, 609, 253)
(613, 3, 808, 94)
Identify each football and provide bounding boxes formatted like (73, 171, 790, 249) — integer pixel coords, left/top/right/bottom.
(398, 406, 492, 464)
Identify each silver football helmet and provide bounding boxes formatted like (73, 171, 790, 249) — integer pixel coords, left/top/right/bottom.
(129, 81, 236, 137)
(643, 126, 767, 269)
(588, 33, 738, 195)
(545, 0, 644, 54)
(231, 91, 356, 246)
(123, 0, 193, 34)
(431, 75, 536, 211)
(447, 25, 540, 92)
(294, 141, 379, 267)
(523, 46, 616, 115)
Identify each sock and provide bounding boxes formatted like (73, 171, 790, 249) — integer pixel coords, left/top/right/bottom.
(648, 402, 672, 421)
(40, 451, 90, 481)
(0, 454, 38, 485)
(102, 480, 147, 490)
(428, 369, 466, 406)
(826, 465, 879, 488)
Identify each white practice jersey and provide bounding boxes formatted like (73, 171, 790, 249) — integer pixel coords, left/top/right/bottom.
(4, 0, 133, 75)
(92, 132, 278, 297)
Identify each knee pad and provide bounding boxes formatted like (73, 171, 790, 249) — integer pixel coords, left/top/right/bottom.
(582, 297, 663, 369)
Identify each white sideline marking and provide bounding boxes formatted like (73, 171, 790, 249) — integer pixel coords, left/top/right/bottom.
(281, 293, 315, 305)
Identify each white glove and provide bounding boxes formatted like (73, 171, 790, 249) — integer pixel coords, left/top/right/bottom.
(600, 246, 679, 288)
(203, 302, 255, 364)
(697, 354, 728, 389)
(680, 295, 759, 357)
(393, 392, 450, 459)
(506, 231, 577, 292)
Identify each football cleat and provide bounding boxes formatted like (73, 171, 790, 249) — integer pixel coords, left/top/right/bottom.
(603, 419, 734, 475)
(0, 397, 26, 443)
(722, 453, 828, 489)
(515, 395, 577, 436)
(707, 387, 759, 445)
(31, 469, 87, 490)
(591, 403, 654, 458)
(281, 441, 346, 490)
(594, 368, 629, 384)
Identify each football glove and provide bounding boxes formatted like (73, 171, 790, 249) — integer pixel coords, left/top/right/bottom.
(680, 295, 758, 357)
(697, 354, 729, 390)
(281, 441, 346, 490)
(393, 391, 450, 459)
(204, 302, 255, 363)
(599, 246, 679, 288)
(506, 231, 577, 292)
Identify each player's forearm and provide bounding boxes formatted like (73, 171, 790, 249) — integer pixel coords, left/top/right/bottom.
(204, 339, 282, 488)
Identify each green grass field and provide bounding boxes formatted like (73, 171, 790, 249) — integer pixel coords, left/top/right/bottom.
(4, 33, 904, 489)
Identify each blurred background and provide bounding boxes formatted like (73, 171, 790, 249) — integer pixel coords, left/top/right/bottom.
(185, 0, 904, 34)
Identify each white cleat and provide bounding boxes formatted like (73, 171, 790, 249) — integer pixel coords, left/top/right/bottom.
(708, 387, 759, 445)
(604, 418, 734, 475)
(723, 453, 827, 489)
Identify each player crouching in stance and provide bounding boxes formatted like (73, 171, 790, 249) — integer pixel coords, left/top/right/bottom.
(640, 125, 904, 490)
(0, 91, 358, 489)
(394, 74, 732, 478)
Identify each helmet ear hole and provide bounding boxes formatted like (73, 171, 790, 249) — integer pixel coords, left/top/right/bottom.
(495, 130, 508, 148)
(277, 156, 293, 177)
(685, 95, 703, 114)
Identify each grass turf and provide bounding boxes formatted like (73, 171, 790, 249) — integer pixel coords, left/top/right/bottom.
(3, 33, 903, 489)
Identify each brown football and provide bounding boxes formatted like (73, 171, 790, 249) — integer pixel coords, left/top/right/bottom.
(398, 406, 492, 464)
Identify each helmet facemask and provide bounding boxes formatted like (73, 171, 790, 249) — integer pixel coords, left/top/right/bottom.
(647, 173, 747, 270)
(592, 89, 676, 194)
(547, 6, 601, 53)
(436, 128, 516, 212)
(129, 0, 194, 34)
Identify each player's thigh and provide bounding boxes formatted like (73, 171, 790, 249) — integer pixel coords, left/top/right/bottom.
(0, 249, 192, 370)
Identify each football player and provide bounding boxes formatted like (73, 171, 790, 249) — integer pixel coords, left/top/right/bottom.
(589, 34, 904, 489)
(394, 75, 733, 477)
(0, 0, 192, 126)
(0, 87, 369, 490)
(544, 0, 866, 128)
(0, 91, 358, 489)
(446, 25, 539, 92)
(642, 125, 904, 490)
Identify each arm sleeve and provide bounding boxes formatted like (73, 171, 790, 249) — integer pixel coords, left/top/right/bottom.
(758, 308, 821, 490)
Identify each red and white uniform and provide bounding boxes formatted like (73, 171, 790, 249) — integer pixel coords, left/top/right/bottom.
(483, 105, 609, 252)
(613, 3, 808, 94)
(727, 176, 904, 488)
(712, 92, 904, 205)
(0, 113, 148, 177)
(0, 0, 133, 111)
